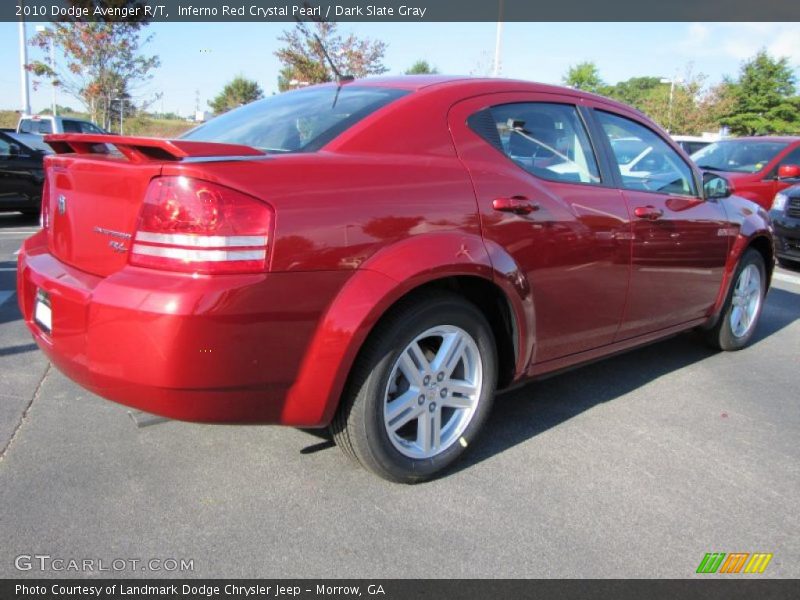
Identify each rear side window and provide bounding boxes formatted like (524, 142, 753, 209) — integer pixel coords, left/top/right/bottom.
(182, 85, 408, 153)
(469, 103, 601, 185)
(63, 120, 82, 133)
(80, 121, 104, 133)
(598, 111, 697, 196)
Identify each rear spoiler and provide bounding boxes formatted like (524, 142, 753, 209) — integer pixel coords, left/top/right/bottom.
(44, 134, 265, 163)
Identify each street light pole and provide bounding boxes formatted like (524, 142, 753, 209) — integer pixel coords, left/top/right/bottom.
(492, 0, 504, 77)
(668, 79, 675, 134)
(114, 97, 124, 135)
(18, 15, 31, 115)
(36, 25, 57, 116)
(660, 76, 678, 134)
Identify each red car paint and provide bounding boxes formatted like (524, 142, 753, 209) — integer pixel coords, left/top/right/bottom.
(699, 137, 800, 211)
(17, 77, 774, 427)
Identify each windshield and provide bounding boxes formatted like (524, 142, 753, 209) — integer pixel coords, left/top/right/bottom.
(692, 140, 788, 173)
(181, 85, 408, 152)
(7, 132, 51, 153)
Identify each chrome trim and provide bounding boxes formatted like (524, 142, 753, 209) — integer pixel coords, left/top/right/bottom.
(134, 232, 267, 247)
(131, 244, 265, 262)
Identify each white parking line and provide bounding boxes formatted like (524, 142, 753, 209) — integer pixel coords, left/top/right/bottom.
(0, 291, 14, 307)
(0, 268, 17, 272)
(774, 271, 800, 287)
(0, 231, 38, 235)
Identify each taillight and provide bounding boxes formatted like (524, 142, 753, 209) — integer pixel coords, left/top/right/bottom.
(40, 177, 50, 230)
(130, 176, 273, 274)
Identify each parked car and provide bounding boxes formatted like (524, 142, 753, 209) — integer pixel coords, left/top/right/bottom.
(672, 134, 716, 156)
(17, 114, 108, 135)
(770, 184, 800, 269)
(0, 130, 49, 215)
(691, 137, 800, 210)
(18, 77, 773, 482)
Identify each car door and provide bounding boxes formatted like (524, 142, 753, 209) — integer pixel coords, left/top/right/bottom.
(590, 109, 729, 338)
(449, 93, 632, 365)
(0, 134, 27, 204)
(770, 145, 800, 195)
(0, 133, 45, 208)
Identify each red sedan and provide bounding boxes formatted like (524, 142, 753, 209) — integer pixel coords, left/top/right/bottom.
(17, 77, 773, 482)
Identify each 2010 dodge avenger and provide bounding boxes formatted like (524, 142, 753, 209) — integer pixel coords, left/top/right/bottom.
(17, 76, 773, 482)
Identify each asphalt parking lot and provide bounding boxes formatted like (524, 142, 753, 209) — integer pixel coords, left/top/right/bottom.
(0, 211, 798, 579)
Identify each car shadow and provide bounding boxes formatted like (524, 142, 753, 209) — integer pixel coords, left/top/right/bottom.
(448, 285, 800, 477)
(296, 285, 800, 478)
(0, 212, 39, 228)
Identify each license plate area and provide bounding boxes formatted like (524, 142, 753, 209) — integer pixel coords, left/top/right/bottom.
(34, 289, 52, 334)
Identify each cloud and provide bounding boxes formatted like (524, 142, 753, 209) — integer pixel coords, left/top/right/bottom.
(678, 22, 800, 64)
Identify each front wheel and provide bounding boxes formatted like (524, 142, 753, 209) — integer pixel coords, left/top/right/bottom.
(704, 249, 766, 351)
(331, 293, 497, 483)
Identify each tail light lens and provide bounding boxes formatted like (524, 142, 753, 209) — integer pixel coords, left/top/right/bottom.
(130, 176, 273, 274)
(40, 177, 50, 230)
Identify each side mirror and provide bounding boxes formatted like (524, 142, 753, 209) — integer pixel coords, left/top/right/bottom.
(8, 143, 21, 157)
(778, 164, 800, 180)
(703, 172, 732, 200)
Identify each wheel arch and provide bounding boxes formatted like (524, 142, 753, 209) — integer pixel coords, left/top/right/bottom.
(706, 230, 774, 329)
(279, 233, 534, 427)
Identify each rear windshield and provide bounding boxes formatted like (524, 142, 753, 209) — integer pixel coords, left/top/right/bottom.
(181, 85, 408, 153)
(18, 119, 53, 134)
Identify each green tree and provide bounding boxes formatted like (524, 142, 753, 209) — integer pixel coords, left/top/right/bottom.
(562, 61, 605, 94)
(605, 76, 662, 107)
(208, 76, 264, 114)
(275, 21, 388, 91)
(27, 2, 159, 129)
(722, 50, 800, 135)
(405, 60, 439, 75)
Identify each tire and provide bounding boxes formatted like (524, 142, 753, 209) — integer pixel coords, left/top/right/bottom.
(703, 249, 766, 351)
(331, 293, 497, 483)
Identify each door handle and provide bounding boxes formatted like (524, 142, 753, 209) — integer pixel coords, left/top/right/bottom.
(633, 205, 664, 220)
(492, 196, 540, 215)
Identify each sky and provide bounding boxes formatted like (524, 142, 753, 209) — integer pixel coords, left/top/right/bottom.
(1, 21, 800, 115)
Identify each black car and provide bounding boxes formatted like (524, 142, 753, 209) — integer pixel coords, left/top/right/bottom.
(0, 130, 48, 216)
(770, 184, 800, 268)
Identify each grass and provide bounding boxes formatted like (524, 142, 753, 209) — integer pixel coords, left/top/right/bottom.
(0, 109, 194, 138)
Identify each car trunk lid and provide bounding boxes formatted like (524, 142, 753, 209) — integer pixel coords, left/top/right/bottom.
(42, 134, 265, 277)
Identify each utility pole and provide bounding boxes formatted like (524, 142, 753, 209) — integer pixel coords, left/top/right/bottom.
(36, 25, 57, 116)
(117, 97, 124, 135)
(492, 0, 504, 77)
(18, 13, 31, 115)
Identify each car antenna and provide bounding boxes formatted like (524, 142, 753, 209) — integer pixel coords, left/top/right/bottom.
(311, 32, 354, 108)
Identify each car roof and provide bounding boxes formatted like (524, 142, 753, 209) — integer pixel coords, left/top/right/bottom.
(715, 136, 800, 143)
(330, 75, 637, 113)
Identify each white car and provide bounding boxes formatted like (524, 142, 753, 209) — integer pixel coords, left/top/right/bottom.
(17, 115, 107, 136)
(672, 134, 717, 156)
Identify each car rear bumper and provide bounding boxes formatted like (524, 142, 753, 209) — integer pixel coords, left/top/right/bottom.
(17, 231, 350, 425)
(770, 209, 800, 262)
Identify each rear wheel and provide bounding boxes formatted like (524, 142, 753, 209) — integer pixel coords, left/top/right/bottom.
(332, 293, 497, 483)
(704, 249, 766, 351)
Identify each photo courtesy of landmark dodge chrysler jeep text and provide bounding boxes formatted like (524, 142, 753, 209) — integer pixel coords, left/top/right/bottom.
(17, 77, 774, 482)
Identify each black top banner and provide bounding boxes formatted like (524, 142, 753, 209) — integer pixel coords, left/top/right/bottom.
(4, 0, 800, 22)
